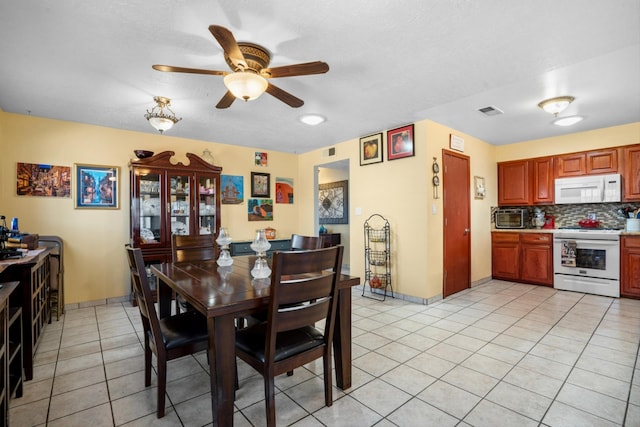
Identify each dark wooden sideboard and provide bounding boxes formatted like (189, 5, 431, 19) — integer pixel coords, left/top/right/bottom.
(0, 281, 22, 426)
(320, 233, 341, 247)
(0, 248, 51, 381)
(229, 238, 291, 257)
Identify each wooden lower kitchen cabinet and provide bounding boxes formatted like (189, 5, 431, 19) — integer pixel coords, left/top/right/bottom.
(621, 236, 640, 298)
(519, 233, 554, 285)
(492, 232, 553, 286)
(491, 233, 520, 281)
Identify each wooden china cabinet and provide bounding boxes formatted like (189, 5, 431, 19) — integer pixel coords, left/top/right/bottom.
(129, 151, 221, 297)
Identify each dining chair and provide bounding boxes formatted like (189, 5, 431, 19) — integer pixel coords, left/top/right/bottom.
(247, 234, 323, 328)
(125, 246, 209, 418)
(171, 234, 217, 263)
(40, 235, 64, 321)
(235, 245, 344, 427)
(290, 233, 323, 250)
(171, 234, 217, 312)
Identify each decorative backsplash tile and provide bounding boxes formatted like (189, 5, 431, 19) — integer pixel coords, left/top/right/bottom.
(491, 202, 640, 229)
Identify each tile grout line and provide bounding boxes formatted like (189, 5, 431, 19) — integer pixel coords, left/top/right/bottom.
(535, 294, 617, 426)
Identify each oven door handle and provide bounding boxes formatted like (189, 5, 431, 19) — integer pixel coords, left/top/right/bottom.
(554, 239, 619, 246)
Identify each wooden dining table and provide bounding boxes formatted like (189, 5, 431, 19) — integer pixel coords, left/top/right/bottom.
(151, 255, 360, 426)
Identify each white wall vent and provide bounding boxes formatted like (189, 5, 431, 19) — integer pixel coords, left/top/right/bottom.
(477, 105, 504, 116)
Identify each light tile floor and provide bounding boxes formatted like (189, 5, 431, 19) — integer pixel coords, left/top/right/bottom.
(9, 280, 640, 426)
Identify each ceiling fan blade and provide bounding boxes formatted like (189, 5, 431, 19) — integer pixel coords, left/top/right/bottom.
(152, 65, 228, 76)
(261, 61, 329, 78)
(216, 91, 236, 109)
(265, 83, 304, 108)
(208, 25, 247, 70)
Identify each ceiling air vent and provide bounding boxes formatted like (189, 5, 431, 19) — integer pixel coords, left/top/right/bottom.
(477, 105, 504, 116)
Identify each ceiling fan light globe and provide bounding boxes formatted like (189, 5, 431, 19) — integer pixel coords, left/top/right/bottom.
(148, 116, 175, 132)
(224, 72, 268, 101)
(145, 96, 181, 133)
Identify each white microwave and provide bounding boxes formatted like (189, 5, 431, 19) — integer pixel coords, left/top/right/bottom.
(554, 173, 621, 204)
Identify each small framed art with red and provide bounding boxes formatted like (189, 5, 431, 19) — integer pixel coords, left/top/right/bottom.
(387, 124, 415, 160)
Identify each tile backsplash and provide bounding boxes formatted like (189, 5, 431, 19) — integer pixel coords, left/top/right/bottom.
(491, 202, 640, 229)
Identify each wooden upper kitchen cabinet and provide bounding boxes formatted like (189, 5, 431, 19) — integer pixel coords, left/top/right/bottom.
(586, 148, 619, 175)
(555, 147, 619, 178)
(531, 157, 554, 204)
(497, 157, 553, 206)
(555, 152, 586, 177)
(621, 236, 640, 298)
(498, 160, 530, 206)
(623, 145, 640, 201)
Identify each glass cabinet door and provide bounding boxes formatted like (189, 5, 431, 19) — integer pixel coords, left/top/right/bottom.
(137, 172, 162, 245)
(169, 174, 191, 236)
(198, 175, 217, 235)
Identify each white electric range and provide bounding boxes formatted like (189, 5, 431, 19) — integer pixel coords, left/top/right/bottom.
(553, 228, 622, 297)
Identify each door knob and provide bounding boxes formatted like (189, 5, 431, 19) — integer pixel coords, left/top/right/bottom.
(464, 228, 470, 234)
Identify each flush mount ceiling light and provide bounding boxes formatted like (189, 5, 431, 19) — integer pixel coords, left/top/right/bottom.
(145, 96, 181, 134)
(223, 72, 269, 101)
(299, 114, 326, 126)
(552, 115, 584, 126)
(537, 96, 575, 116)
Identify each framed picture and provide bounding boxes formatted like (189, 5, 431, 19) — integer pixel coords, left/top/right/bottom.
(248, 198, 273, 221)
(16, 162, 71, 197)
(474, 176, 486, 199)
(254, 151, 268, 166)
(275, 177, 294, 204)
(221, 174, 244, 204)
(74, 163, 119, 209)
(251, 172, 270, 197)
(319, 180, 348, 224)
(359, 133, 383, 166)
(387, 124, 415, 160)
(450, 134, 465, 152)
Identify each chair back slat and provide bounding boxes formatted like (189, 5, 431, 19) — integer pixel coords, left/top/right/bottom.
(277, 274, 335, 306)
(275, 299, 331, 332)
(172, 234, 217, 263)
(290, 234, 323, 251)
(126, 246, 162, 345)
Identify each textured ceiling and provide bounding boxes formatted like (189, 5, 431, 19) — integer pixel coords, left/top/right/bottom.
(0, 1, 638, 154)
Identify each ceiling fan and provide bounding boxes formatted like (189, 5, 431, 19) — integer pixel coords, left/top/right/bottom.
(152, 25, 329, 109)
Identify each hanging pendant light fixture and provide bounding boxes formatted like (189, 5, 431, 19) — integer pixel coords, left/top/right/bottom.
(223, 72, 268, 101)
(537, 96, 575, 117)
(145, 96, 182, 133)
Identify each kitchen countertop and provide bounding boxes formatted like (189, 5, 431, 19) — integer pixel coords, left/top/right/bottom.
(492, 228, 640, 236)
(492, 228, 555, 233)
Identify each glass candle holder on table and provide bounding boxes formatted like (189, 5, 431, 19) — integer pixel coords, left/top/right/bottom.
(250, 229, 271, 278)
(216, 228, 233, 266)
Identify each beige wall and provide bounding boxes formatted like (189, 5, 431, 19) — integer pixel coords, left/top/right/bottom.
(2, 108, 637, 305)
(0, 112, 300, 304)
(298, 120, 498, 301)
